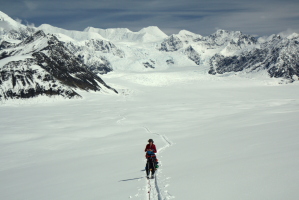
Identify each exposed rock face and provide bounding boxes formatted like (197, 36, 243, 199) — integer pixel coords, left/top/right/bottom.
(83, 56, 113, 74)
(0, 41, 15, 50)
(209, 35, 299, 81)
(159, 29, 299, 81)
(159, 29, 258, 66)
(166, 59, 174, 65)
(0, 30, 117, 100)
(63, 39, 124, 74)
(2, 11, 299, 85)
(206, 30, 258, 47)
(0, 58, 78, 99)
(159, 35, 183, 52)
(0, 27, 35, 41)
(143, 61, 155, 69)
(85, 39, 124, 56)
(185, 46, 201, 65)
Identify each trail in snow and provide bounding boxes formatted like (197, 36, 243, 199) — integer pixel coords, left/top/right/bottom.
(142, 126, 173, 153)
(115, 90, 173, 199)
(116, 113, 126, 125)
(142, 126, 173, 200)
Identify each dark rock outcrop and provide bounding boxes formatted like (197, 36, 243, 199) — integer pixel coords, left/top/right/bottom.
(63, 39, 124, 74)
(0, 30, 117, 100)
(159, 35, 183, 52)
(209, 36, 299, 81)
(185, 46, 201, 65)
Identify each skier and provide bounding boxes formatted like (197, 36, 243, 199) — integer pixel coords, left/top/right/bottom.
(145, 139, 158, 179)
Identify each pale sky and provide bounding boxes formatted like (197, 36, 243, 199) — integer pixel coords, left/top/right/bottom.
(1, 0, 299, 36)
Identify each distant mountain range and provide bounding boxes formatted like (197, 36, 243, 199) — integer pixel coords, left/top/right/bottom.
(1, 11, 299, 100)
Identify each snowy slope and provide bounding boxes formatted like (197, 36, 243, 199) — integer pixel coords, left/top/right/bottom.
(1, 10, 299, 102)
(0, 11, 26, 30)
(1, 10, 299, 200)
(2, 11, 292, 82)
(0, 30, 117, 100)
(62, 38, 125, 74)
(38, 24, 195, 73)
(0, 11, 34, 43)
(1, 68, 299, 200)
(84, 26, 168, 43)
(159, 29, 259, 65)
(38, 24, 106, 41)
(209, 34, 299, 81)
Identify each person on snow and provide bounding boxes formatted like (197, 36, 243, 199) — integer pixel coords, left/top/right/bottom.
(145, 139, 157, 156)
(145, 139, 158, 179)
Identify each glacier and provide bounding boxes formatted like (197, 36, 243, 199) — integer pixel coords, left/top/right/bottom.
(1, 10, 299, 200)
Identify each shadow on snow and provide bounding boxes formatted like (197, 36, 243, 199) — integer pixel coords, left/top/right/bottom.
(119, 177, 144, 182)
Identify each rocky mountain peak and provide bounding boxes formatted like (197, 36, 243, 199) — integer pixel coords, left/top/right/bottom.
(1, 10, 299, 101)
(17, 30, 47, 46)
(0, 30, 117, 100)
(208, 29, 256, 46)
(159, 34, 183, 52)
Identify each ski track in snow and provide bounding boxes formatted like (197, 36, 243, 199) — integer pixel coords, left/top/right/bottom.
(142, 126, 173, 200)
(116, 111, 173, 199)
(116, 113, 126, 125)
(115, 90, 173, 199)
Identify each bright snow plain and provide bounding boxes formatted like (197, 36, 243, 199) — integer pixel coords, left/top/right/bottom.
(1, 66, 299, 200)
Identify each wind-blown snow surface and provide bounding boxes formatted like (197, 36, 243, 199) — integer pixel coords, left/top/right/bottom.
(1, 67, 299, 199)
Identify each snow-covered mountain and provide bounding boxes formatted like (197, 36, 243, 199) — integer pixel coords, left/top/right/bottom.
(159, 29, 259, 65)
(0, 14, 34, 46)
(38, 24, 183, 72)
(159, 29, 299, 82)
(63, 38, 125, 74)
(1, 11, 299, 100)
(84, 26, 167, 43)
(209, 34, 299, 80)
(2, 11, 299, 199)
(0, 28, 117, 100)
(11, 12, 299, 81)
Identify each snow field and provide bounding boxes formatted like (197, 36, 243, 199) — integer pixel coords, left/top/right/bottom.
(1, 67, 299, 199)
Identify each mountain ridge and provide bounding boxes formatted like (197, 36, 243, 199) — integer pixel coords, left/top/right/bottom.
(0, 29, 117, 100)
(1, 11, 299, 101)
